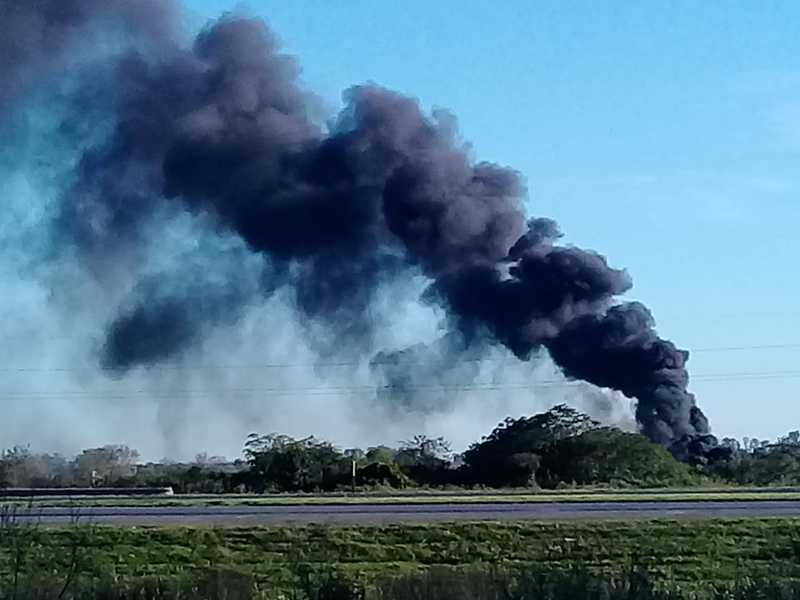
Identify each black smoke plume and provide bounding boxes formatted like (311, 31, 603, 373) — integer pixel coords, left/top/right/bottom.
(0, 0, 175, 117)
(4, 2, 721, 461)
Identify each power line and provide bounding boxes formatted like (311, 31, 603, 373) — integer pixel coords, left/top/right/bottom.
(0, 342, 799, 374)
(1, 369, 799, 401)
(692, 343, 800, 353)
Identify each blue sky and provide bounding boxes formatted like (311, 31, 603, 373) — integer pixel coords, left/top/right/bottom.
(190, 1, 800, 441)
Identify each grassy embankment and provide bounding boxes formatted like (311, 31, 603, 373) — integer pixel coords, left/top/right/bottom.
(3, 519, 800, 592)
(8, 487, 800, 507)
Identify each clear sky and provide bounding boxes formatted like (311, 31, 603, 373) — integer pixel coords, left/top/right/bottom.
(184, 1, 800, 441)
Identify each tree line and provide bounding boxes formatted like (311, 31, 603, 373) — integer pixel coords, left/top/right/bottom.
(1, 405, 798, 492)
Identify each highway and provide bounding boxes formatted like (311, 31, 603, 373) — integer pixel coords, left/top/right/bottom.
(11, 500, 800, 525)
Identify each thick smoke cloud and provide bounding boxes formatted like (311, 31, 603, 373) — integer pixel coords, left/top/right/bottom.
(101, 273, 257, 370)
(429, 219, 632, 356)
(4, 2, 720, 461)
(0, 0, 175, 117)
(547, 303, 703, 445)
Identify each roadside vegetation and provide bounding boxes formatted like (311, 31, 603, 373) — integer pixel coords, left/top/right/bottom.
(2, 405, 799, 494)
(13, 489, 800, 509)
(7, 567, 800, 600)
(3, 515, 800, 598)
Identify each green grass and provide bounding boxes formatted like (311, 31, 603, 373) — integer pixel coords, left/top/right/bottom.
(8, 489, 800, 507)
(11, 568, 800, 600)
(3, 519, 800, 591)
(10, 566, 800, 600)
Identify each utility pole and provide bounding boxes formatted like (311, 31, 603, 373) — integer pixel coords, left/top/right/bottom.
(351, 459, 357, 495)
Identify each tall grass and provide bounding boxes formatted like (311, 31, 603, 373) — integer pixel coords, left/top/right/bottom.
(371, 568, 800, 600)
(4, 568, 800, 600)
(3, 504, 800, 600)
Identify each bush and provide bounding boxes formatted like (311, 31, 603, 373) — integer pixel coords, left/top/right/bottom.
(539, 428, 700, 488)
(357, 462, 409, 489)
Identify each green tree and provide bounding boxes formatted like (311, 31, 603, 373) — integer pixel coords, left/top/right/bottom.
(74, 445, 139, 486)
(396, 436, 453, 485)
(709, 441, 800, 486)
(243, 433, 349, 492)
(365, 446, 397, 465)
(356, 461, 409, 488)
(464, 405, 599, 487)
(0, 446, 69, 487)
(540, 428, 699, 488)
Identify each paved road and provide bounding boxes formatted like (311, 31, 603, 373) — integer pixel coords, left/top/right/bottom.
(10, 501, 800, 525)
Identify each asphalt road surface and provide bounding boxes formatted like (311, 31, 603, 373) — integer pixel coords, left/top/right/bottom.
(11, 501, 800, 525)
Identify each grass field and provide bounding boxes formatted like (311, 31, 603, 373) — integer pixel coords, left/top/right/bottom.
(7, 488, 800, 507)
(3, 519, 800, 591)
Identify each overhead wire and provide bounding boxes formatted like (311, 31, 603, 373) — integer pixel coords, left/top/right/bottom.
(0, 369, 799, 402)
(0, 341, 798, 374)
